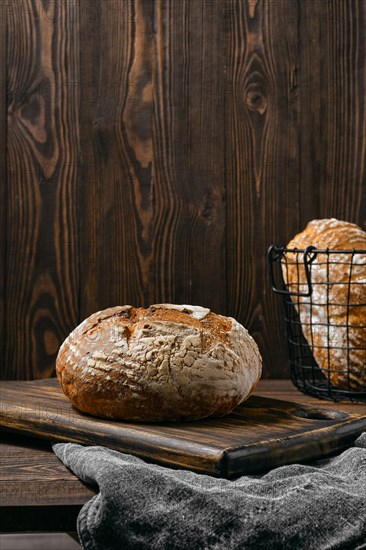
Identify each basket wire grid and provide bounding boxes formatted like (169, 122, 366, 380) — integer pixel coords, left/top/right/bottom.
(269, 245, 366, 403)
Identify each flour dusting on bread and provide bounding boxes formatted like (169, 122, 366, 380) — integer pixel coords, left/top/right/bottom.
(283, 219, 366, 391)
(56, 304, 262, 421)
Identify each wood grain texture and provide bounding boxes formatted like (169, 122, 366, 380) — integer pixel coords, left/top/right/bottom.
(0, 379, 365, 478)
(0, 431, 94, 532)
(257, 380, 366, 415)
(78, 0, 145, 316)
(151, 0, 227, 309)
(4, 0, 80, 379)
(78, 0, 227, 317)
(0, 1, 6, 372)
(224, 0, 300, 377)
(0, 432, 95, 508)
(1, 0, 365, 380)
(299, 0, 366, 227)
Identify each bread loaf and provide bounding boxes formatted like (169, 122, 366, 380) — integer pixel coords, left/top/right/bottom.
(283, 219, 366, 391)
(56, 304, 262, 421)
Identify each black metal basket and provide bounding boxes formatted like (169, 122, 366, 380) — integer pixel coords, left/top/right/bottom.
(268, 245, 366, 403)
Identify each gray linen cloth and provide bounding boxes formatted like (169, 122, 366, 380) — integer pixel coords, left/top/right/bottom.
(53, 433, 366, 550)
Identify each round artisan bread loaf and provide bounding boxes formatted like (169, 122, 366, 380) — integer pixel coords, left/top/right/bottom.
(56, 304, 262, 421)
(283, 218, 366, 391)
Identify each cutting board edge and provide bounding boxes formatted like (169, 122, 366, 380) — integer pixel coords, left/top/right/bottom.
(221, 416, 366, 477)
(0, 402, 226, 455)
(2, 379, 366, 479)
(0, 419, 225, 477)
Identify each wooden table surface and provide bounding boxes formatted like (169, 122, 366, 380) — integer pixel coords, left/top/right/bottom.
(1, 380, 365, 533)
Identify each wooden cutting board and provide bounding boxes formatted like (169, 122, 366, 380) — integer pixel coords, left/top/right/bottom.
(1, 379, 365, 478)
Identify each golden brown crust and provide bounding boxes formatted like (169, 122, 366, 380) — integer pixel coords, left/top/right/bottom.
(56, 304, 262, 421)
(283, 219, 366, 391)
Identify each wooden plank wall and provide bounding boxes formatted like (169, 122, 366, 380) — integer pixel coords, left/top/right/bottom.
(1, 0, 365, 380)
(0, 1, 7, 371)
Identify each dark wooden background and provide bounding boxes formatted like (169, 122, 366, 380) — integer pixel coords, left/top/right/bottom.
(1, 0, 365, 380)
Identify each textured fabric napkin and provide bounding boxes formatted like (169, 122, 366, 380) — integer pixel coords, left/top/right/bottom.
(53, 433, 366, 550)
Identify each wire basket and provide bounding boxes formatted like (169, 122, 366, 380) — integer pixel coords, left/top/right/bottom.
(268, 245, 366, 403)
